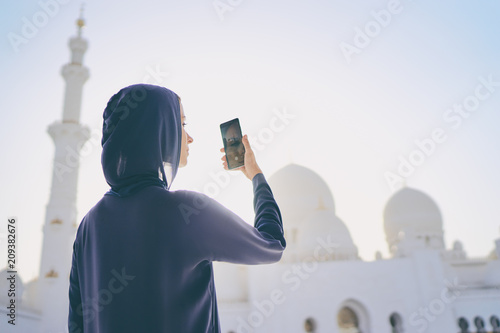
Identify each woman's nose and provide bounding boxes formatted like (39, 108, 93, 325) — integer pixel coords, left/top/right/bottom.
(188, 133, 194, 144)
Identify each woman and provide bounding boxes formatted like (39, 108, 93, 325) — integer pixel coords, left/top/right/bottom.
(68, 84, 286, 332)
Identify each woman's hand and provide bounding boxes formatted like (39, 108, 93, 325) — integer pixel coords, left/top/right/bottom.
(220, 135, 262, 180)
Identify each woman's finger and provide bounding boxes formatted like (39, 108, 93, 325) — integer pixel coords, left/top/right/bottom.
(241, 135, 252, 155)
(241, 135, 249, 148)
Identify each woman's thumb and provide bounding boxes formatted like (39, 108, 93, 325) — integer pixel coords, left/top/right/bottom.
(242, 135, 250, 149)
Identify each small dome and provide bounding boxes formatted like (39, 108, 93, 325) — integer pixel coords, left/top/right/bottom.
(383, 187, 443, 246)
(453, 240, 464, 251)
(297, 209, 358, 261)
(268, 164, 335, 230)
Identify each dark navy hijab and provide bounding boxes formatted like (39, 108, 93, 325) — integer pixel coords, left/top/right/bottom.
(101, 84, 181, 197)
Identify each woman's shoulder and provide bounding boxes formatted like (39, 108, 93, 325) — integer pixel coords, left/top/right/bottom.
(169, 189, 214, 208)
(162, 190, 220, 226)
(137, 186, 215, 208)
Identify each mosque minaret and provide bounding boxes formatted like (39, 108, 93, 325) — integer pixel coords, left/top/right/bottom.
(38, 10, 90, 333)
(0, 9, 498, 333)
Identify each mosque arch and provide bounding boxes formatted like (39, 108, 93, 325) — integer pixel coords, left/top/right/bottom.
(304, 317, 316, 332)
(474, 316, 486, 333)
(389, 312, 404, 333)
(491, 315, 500, 333)
(337, 299, 370, 333)
(458, 317, 469, 333)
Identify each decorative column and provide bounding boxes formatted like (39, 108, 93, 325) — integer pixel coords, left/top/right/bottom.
(38, 11, 90, 333)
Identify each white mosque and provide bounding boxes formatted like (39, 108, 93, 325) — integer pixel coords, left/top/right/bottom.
(215, 165, 500, 333)
(1, 13, 500, 333)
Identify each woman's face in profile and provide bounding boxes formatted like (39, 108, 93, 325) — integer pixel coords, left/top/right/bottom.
(179, 101, 193, 167)
(224, 124, 244, 164)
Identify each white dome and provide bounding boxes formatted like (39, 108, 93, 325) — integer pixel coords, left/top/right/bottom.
(383, 187, 443, 248)
(297, 208, 358, 261)
(453, 240, 464, 251)
(268, 164, 335, 230)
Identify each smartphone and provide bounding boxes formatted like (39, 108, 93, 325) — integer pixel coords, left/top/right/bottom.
(220, 118, 245, 169)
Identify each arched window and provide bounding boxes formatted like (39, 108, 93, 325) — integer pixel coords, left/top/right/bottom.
(491, 316, 500, 333)
(458, 317, 469, 333)
(337, 300, 370, 333)
(304, 317, 316, 333)
(338, 306, 361, 333)
(474, 316, 486, 333)
(389, 313, 403, 333)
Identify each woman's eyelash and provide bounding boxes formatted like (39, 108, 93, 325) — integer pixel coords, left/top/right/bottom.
(182, 122, 187, 127)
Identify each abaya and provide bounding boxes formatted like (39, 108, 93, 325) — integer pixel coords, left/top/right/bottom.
(68, 84, 286, 333)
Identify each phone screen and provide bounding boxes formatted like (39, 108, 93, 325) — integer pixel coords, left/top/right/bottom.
(220, 118, 245, 169)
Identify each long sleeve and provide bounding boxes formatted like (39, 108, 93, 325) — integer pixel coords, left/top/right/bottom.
(66, 172, 285, 332)
(252, 173, 285, 247)
(184, 173, 286, 264)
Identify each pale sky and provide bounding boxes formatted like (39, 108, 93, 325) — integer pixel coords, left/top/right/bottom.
(1, 0, 499, 283)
